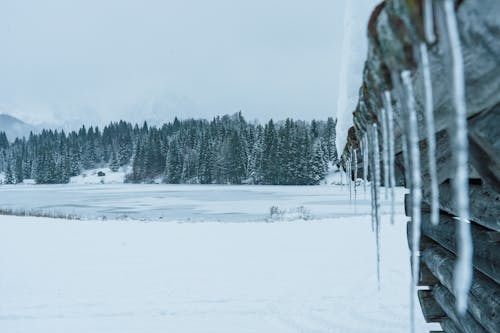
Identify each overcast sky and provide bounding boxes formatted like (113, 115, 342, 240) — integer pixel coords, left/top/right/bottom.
(0, 0, 359, 128)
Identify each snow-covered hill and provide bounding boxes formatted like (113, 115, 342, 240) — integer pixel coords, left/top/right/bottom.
(0, 114, 37, 141)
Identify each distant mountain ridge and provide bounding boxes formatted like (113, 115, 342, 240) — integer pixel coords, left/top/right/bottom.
(0, 114, 37, 141)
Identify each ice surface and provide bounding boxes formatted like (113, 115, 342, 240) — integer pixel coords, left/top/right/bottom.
(0, 188, 435, 333)
(0, 184, 389, 222)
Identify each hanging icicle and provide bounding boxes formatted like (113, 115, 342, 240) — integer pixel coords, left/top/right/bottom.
(383, 91, 396, 225)
(401, 70, 422, 283)
(371, 123, 381, 291)
(363, 134, 369, 195)
(381, 107, 390, 200)
(368, 134, 376, 233)
(340, 168, 344, 187)
(443, 0, 472, 314)
(424, 0, 437, 44)
(420, 43, 440, 226)
(354, 148, 358, 211)
(347, 146, 352, 204)
(401, 70, 422, 333)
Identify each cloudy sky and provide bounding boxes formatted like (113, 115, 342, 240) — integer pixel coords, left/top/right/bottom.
(0, 0, 369, 128)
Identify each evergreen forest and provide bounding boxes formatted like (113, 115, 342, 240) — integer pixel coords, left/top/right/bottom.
(0, 113, 338, 185)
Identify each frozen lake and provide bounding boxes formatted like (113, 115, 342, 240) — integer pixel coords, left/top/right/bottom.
(0, 183, 400, 221)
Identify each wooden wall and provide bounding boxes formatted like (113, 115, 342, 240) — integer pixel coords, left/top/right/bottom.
(339, 1, 500, 332)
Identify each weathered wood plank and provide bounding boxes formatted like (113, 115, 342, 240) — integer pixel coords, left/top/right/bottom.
(398, 132, 500, 232)
(440, 318, 464, 333)
(468, 104, 500, 193)
(422, 245, 500, 333)
(405, 193, 431, 218)
(418, 289, 447, 323)
(433, 285, 487, 333)
(419, 261, 439, 287)
(420, 212, 500, 284)
(437, 181, 500, 232)
(486, 232, 500, 243)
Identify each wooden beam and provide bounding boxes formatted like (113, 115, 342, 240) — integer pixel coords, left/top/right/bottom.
(422, 244, 500, 333)
(468, 105, 500, 193)
(433, 285, 487, 333)
(486, 232, 500, 243)
(419, 260, 439, 286)
(420, 212, 500, 284)
(405, 193, 431, 217)
(397, 128, 500, 232)
(440, 319, 464, 333)
(437, 181, 500, 232)
(418, 289, 447, 323)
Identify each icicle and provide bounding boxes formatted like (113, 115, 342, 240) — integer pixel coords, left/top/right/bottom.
(401, 71, 422, 333)
(420, 43, 439, 225)
(380, 107, 389, 200)
(424, 0, 436, 44)
(368, 134, 375, 233)
(383, 91, 396, 225)
(443, 0, 472, 314)
(353, 147, 358, 211)
(372, 124, 381, 291)
(363, 134, 369, 195)
(348, 153, 352, 203)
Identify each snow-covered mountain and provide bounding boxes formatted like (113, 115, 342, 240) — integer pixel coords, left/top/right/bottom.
(0, 114, 36, 141)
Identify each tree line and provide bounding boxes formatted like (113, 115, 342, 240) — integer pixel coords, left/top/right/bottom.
(0, 113, 338, 185)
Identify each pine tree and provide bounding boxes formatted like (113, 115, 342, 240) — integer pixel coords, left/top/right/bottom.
(110, 150, 120, 172)
(310, 141, 328, 184)
(5, 162, 14, 184)
(165, 140, 182, 184)
(14, 156, 24, 184)
(198, 133, 213, 184)
(261, 120, 278, 184)
(0, 132, 9, 149)
(227, 131, 245, 184)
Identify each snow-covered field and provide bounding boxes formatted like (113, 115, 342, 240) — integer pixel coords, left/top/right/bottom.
(0, 184, 435, 332)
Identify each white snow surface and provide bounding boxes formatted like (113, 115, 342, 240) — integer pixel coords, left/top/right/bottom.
(0, 189, 435, 332)
(69, 167, 129, 185)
